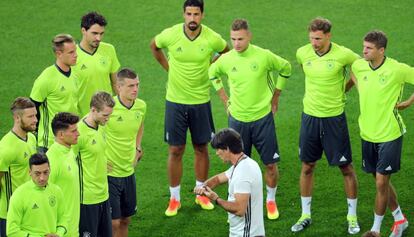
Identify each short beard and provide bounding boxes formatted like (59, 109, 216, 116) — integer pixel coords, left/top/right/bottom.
(21, 122, 35, 133)
(188, 22, 199, 31)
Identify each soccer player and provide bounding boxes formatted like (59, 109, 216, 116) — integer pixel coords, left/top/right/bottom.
(74, 11, 121, 117)
(150, 0, 229, 216)
(194, 128, 265, 237)
(105, 68, 146, 237)
(30, 34, 78, 152)
(73, 91, 115, 237)
(209, 19, 291, 220)
(291, 17, 360, 234)
(0, 97, 37, 237)
(6, 153, 68, 237)
(351, 30, 413, 237)
(46, 112, 80, 237)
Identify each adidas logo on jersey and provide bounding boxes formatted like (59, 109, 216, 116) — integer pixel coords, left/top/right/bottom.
(81, 64, 87, 70)
(385, 165, 392, 171)
(91, 139, 96, 145)
(231, 66, 237, 72)
(60, 86, 65, 91)
(176, 47, 183, 52)
(117, 116, 123, 122)
(339, 156, 347, 162)
(273, 153, 280, 159)
(32, 203, 39, 209)
(24, 152, 28, 158)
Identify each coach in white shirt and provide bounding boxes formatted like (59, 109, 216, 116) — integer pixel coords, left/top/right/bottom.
(194, 128, 265, 237)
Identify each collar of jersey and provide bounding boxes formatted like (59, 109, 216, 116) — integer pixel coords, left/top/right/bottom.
(236, 44, 253, 57)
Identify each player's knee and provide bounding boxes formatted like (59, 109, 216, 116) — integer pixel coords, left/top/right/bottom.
(120, 217, 130, 226)
(265, 163, 277, 172)
(339, 164, 355, 176)
(193, 143, 208, 154)
(169, 145, 185, 159)
(375, 177, 389, 191)
(302, 162, 315, 175)
(112, 219, 121, 230)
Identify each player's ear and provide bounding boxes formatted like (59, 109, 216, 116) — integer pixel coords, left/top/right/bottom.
(81, 27, 87, 35)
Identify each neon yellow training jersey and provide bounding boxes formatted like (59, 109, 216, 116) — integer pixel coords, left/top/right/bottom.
(46, 142, 79, 237)
(72, 118, 108, 204)
(352, 57, 414, 142)
(155, 24, 227, 104)
(7, 180, 68, 237)
(30, 65, 78, 148)
(209, 44, 291, 122)
(296, 42, 359, 117)
(104, 96, 146, 178)
(0, 132, 37, 219)
(73, 42, 121, 117)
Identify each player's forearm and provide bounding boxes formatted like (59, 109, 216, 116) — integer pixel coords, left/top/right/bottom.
(204, 172, 227, 189)
(211, 45, 230, 63)
(135, 124, 144, 150)
(150, 40, 169, 71)
(217, 88, 229, 108)
(215, 198, 246, 217)
(345, 79, 355, 92)
(110, 73, 119, 95)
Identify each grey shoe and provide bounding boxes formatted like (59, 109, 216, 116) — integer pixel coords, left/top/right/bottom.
(291, 214, 312, 232)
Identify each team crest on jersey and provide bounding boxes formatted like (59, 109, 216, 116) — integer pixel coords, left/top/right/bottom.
(176, 47, 183, 52)
(198, 44, 206, 53)
(81, 64, 87, 70)
(250, 62, 259, 71)
(49, 195, 56, 207)
(326, 60, 335, 70)
(305, 61, 312, 67)
(363, 75, 368, 81)
(99, 57, 107, 66)
(136, 112, 143, 119)
(378, 73, 387, 85)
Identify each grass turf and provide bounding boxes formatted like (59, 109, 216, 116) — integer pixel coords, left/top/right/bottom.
(1, 1, 413, 236)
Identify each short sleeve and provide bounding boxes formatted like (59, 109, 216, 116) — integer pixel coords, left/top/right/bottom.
(343, 47, 360, 65)
(224, 166, 234, 179)
(207, 30, 227, 53)
(30, 72, 50, 103)
(401, 63, 414, 85)
(154, 27, 174, 49)
(0, 145, 12, 172)
(209, 58, 225, 91)
(233, 178, 252, 194)
(110, 45, 121, 73)
(296, 48, 303, 65)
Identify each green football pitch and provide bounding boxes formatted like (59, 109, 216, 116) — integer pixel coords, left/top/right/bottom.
(1, 1, 413, 236)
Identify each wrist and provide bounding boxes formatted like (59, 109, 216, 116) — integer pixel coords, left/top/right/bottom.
(215, 197, 220, 205)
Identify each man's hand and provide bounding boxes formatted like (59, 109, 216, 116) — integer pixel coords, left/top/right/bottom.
(194, 186, 219, 202)
(133, 148, 143, 167)
(396, 99, 413, 110)
(271, 89, 282, 115)
(107, 162, 113, 173)
(45, 234, 59, 237)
